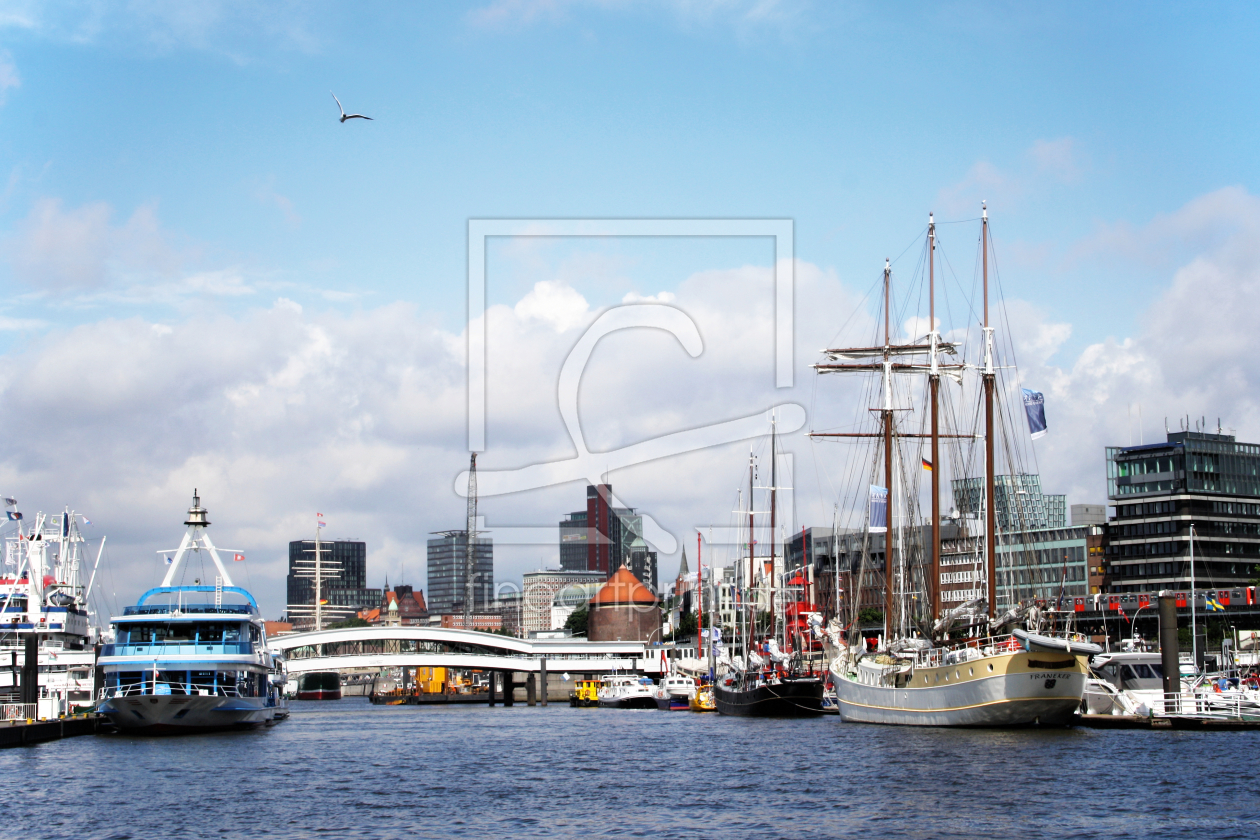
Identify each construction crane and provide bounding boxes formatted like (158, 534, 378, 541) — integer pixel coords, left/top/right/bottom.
(464, 453, 477, 629)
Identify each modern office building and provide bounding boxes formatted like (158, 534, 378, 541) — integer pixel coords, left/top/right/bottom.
(425, 531, 494, 615)
(952, 474, 1067, 531)
(1104, 429, 1260, 593)
(558, 484, 658, 592)
(286, 539, 381, 630)
(521, 569, 605, 637)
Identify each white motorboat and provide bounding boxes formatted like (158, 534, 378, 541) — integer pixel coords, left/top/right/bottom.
(597, 673, 656, 709)
(653, 673, 697, 710)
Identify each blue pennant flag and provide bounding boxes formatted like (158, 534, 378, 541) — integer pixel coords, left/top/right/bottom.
(1022, 388, 1048, 440)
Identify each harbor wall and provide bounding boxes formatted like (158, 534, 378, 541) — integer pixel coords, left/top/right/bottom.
(0, 715, 108, 748)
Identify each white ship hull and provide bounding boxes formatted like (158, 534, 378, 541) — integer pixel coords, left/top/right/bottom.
(98, 694, 281, 732)
(832, 650, 1088, 727)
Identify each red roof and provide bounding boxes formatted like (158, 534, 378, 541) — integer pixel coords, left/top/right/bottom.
(591, 565, 658, 606)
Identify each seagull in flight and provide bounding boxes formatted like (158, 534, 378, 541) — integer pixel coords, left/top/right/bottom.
(331, 92, 373, 123)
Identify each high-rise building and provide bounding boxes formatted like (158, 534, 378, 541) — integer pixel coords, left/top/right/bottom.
(425, 531, 494, 615)
(1104, 430, 1260, 593)
(286, 539, 380, 629)
(558, 484, 658, 591)
(521, 569, 605, 637)
(952, 474, 1066, 531)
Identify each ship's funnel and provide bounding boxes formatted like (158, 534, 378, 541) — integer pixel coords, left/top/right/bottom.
(184, 489, 211, 527)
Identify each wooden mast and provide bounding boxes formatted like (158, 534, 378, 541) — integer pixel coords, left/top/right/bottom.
(747, 453, 755, 670)
(696, 531, 703, 676)
(769, 417, 777, 650)
(882, 259, 894, 640)
(929, 213, 941, 630)
(983, 203, 997, 620)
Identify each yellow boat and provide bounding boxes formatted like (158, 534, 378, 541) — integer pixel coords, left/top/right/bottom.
(569, 678, 600, 707)
(689, 685, 716, 712)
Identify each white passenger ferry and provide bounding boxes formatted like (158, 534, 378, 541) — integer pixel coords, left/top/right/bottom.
(96, 493, 287, 732)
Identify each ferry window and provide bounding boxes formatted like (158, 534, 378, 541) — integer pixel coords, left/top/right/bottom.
(197, 624, 224, 643)
(224, 624, 242, 642)
(166, 624, 194, 642)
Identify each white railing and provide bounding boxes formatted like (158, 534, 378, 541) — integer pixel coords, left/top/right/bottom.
(1162, 690, 1260, 719)
(1, 703, 36, 721)
(99, 681, 252, 700)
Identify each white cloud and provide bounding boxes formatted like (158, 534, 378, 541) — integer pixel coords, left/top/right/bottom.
(513, 279, 591, 332)
(6, 188, 1257, 620)
(936, 137, 1085, 216)
(621, 290, 676, 303)
(0, 0, 320, 61)
(7, 198, 183, 291)
(1028, 137, 1083, 184)
(0, 49, 18, 104)
(1008, 187, 1260, 508)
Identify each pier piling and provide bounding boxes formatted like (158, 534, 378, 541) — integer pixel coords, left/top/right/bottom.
(503, 672, 515, 706)
(539, 659, 548, 707)
(1158, 591, 1180, 714)
(526, 673, 536, 706)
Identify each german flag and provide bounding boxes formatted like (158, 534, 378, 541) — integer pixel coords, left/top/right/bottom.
(921, 458, 933, 471)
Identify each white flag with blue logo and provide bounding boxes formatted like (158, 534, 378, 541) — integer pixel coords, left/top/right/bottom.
(869, 485, 888, 534)
(1022, 388, 1047, 440)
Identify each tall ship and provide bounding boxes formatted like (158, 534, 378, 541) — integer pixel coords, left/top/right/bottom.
(815, 207, 1099, 726)
(715, 425, 825, 717)
(95, 492, 288, 732)
(0, 504, 103, 718)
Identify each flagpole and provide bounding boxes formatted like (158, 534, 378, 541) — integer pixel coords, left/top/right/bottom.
(1189, 522, 1196, 671)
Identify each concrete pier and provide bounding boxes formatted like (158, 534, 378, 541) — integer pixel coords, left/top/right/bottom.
(0, 714, 109, 748)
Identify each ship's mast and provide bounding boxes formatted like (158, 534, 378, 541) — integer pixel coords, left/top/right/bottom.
(696, 531, 703, 677)
(882, 259, 894, 640)
(769, 416, 777, 646)
(929, 213, 941, 629)
(982, 203, 997, 620)
(745, 454, 755, 672)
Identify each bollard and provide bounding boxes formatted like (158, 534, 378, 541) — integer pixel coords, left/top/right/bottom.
(540, 658, 548, 707)
(1158, 591, 1180, 714)
(526, 673, 537, 706)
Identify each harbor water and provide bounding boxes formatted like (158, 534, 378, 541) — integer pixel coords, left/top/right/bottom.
(1, 699, 1256, 839)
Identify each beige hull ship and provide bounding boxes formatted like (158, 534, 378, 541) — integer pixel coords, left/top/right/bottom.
(831, 634, 1091, 727)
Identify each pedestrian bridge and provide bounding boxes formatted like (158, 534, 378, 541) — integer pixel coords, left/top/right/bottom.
(270, 626, 660, 677)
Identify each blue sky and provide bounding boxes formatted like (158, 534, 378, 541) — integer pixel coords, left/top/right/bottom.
(2, 1, 1260, 616)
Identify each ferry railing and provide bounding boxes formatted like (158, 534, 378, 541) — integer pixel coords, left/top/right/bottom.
(99, 680, 255, 700)
(99, 642, 254, 657)
(0, 702, 36, 721)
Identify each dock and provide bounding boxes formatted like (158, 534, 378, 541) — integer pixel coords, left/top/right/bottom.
(0, 714, 112, 748)
(1078, 714, 1260, 731)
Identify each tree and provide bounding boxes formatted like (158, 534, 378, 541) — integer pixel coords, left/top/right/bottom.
(564, 606, 589, 636)
(327, 616, 370, 630)
(857, 608, 884, 626)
